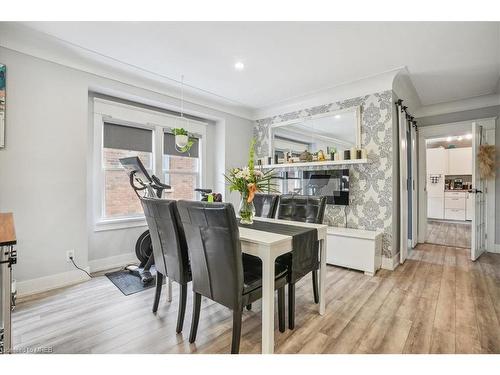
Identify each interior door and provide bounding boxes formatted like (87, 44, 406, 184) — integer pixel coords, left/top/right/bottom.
(410, 124, 418, 248)
(399, 109, 409, 263)
(471, 122, 486, 261)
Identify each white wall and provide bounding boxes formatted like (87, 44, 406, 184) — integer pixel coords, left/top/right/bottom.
(0, 47, 253, 294)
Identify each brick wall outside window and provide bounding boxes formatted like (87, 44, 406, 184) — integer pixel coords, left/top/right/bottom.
(102, 148, 200, 218)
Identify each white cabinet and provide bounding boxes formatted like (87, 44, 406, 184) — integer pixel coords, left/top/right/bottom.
(447, 147, 472, 175)
(444, 191, 467, 221)
(466, 192, 473, 221)
(428, 196, 444, 219)
(445, 208, 466, 221)
(426, 148, 448, 175)
(326, 227, 382, 276)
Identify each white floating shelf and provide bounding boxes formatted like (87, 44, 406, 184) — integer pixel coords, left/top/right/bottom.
(258, 159, 370, 170)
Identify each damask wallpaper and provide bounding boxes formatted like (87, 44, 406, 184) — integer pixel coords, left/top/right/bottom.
(254, 90, 396, 258)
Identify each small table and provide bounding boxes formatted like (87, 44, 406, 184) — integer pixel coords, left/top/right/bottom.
(238, 217, 328, 354)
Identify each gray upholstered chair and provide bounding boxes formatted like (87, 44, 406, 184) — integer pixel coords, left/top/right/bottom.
(140, 197, 191, 333)
(253, 193, 280, 218)
(177, 200, 287, 354)
(276, 194, 327, 329)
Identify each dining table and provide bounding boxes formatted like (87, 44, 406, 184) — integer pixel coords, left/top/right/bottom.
(238, 216, 328, 354)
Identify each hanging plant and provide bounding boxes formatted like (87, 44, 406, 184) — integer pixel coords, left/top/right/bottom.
(173, 127, 194, 154)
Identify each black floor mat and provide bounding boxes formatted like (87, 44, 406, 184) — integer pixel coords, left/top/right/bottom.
(105, 268, 163, 296)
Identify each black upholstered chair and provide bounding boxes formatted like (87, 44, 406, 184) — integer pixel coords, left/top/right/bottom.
(140, 197, 191, 333)
(177, 200, 287, 354)
(253, 193, 280, 218)
(276, 194, 327, 329)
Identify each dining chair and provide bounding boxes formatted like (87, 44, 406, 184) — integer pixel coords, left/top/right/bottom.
(253, 193, 280, 218)
(276, 194, 327, 329)
(140, 197, 192, 333)
(177, 200, 287, 354)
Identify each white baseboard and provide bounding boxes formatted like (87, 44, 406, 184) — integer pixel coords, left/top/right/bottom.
(88, 251, 137, 273)
(381, 252, 400, 271)
(16, 269, 90, 298)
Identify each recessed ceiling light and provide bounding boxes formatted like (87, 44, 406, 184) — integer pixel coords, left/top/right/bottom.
(334, 115, 341, 119)
(234, 62, 245, 71)
(465, 134, 472, 140)
(446, 137, 452, 142)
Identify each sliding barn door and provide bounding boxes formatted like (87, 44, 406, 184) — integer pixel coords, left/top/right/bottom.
(398, 108, 409, 263)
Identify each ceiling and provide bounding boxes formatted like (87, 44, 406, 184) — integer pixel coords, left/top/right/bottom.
(20, 21, 500, 111)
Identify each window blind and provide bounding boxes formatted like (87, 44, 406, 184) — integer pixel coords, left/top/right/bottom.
(103, 122, 152, 153)
(163, 133, 199, 158)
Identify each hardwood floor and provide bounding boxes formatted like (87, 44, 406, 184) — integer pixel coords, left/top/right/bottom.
(12, 243, 500, 354)
(426, 220, 471, 248)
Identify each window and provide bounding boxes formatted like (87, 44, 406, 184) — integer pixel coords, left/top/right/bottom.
(94, 98, 207, 228)
(102, 123, 153, 219)
(163, 132, 200, 200)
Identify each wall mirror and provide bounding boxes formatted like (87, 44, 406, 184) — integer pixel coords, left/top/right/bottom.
(269, 106, 361, 162)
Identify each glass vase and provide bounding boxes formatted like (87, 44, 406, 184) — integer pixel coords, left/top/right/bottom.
(239, 193, 255, 225)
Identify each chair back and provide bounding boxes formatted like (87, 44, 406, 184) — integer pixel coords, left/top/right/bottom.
(277, 195, 327, 224)
(140, 198, 191, 284)
(253, 193, 279, 218)
(177, 201, 243, 309)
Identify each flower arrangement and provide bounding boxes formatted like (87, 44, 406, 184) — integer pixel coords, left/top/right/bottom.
(224, 139, 277, 223)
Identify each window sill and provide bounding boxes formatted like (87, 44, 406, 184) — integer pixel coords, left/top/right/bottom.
(94, 217, 147, 232)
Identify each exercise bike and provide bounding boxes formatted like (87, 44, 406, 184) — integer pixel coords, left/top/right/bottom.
(194, 188, 222, 202)
(119, 156, 171, 284)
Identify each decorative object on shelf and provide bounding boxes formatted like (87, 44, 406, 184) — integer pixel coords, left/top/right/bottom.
(327, 146, 337, 161)
(356, 149, 362, 159)
(299, 149, 312, 162)
(317, 149, 326, 161)
(224, 139, 277, 224)
(0, 63, 5, 148)
(350, 147, 357, 160)
(172, 127, 194, 154)
(344, 150, 351, 160)
(478, 144, 496, 179)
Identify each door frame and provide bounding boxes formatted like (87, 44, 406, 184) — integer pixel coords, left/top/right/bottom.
(417, 118, 496, 253)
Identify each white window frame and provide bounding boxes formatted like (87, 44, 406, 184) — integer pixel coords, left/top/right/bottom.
(93, 98, 207, 231)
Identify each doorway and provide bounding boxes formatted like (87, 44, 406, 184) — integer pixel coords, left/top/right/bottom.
(425, 134, 473, 248)
(417, 118, 496, 260)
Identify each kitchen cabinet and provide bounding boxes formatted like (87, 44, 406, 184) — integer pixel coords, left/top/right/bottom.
(447, 147, 472, 175)
(445, 208, 466, 221)
(444, 191, 467, 221)
(428, 196, 444, 219)
(426, 148, 448, 175)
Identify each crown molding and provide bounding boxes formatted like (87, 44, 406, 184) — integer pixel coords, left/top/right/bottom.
(414, 93, 500, 118)
(252, 68, 404, 120)
(0, 22, 255, 120)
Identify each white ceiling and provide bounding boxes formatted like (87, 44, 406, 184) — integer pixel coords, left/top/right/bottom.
(20, 21, 500, 111)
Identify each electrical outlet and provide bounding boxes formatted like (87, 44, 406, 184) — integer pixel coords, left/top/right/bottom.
(66, 250, 75, 263)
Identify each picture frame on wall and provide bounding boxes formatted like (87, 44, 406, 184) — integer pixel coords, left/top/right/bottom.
(0, 63, 5, 148)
